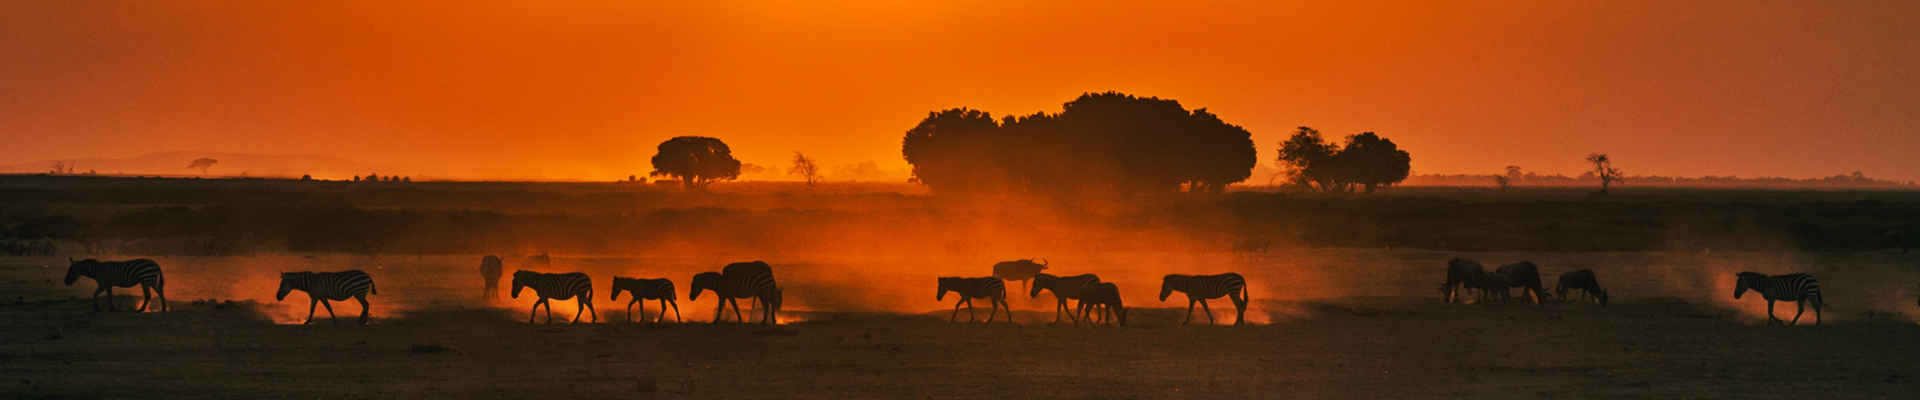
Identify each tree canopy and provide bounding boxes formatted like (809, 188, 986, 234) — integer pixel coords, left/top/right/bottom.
(901, 92, 1257, 195)
(649, 136, 742, 190)
(1276, 128, 1412, 193)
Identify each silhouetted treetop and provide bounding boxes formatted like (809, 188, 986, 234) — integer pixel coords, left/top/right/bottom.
(1276, 128, 1412, 193)
(900, 92, 1256, 195)
(650, 136, 742, 190)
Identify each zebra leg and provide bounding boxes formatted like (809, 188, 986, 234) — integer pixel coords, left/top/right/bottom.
(585, 297, 597, 323)
(729, 298, 744, 323)
(1765, 300, 1779, 325)
(1199, 299, 1216, 325)
(1183, 299, 1197, 326)
(307, 298, 320, 324)
(154, 284, 168, 312)
(531, 299, 543, 323)
(321, 299, 338, 324)
(1813, 301, 1821, 325)
(139, 286, 152, 312)
(667, 299, 682, 323)
(626, 299, 637, 322)
(571, 299, 585, 323)
(356, 294, 371, 325)
(1791, 300, 1804, 326)
(1230, 293, 1248, 326)
(951, 299, 965, 322)
(966, 298, 978, 322)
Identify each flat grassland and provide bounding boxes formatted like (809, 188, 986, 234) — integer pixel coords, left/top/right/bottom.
(4, 249, 1918, 399)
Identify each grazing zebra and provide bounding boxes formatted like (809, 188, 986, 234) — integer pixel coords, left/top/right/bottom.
(511, 270, 597, 323)
(1555, 269, 1609, 306)
(64, 258, 168, 312)
(1441, 258, 1485, 303)
(689, 261, 781, 324)
(479, 255, 504, 300)
(936, 276, 1010, 323)
(1495, 261, 1545, 305)
(1734, 272, 1825, 325)
(611, 276, 682, 323)
(276, 270, 377, 324)
(1077, 282, 1127, 326)
(991, 258, 1048, 295)
(1029, 273, 1102, 324)
(28, 237, 56, 256)
(1159, 273, 1249, 326)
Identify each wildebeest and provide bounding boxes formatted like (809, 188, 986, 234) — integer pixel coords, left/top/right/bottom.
(1495, 261, 1545, 305)
(1441, 258, 1485, 303)
(1555, 269, 1608, 306)
(478, 255, 504, 300)
(1468, 271, 1512, 304)
(28, 237, 55, 257)
(992, 258, 1048, 294)
(1078, 282, 1127, 326)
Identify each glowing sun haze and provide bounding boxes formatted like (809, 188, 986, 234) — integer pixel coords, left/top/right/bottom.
(3, 1, 1917, 181)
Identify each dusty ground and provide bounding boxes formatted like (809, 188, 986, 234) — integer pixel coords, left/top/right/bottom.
(3, 250, 1918, 399)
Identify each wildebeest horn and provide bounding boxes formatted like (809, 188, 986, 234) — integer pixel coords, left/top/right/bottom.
(1037, 258, 1048, 267)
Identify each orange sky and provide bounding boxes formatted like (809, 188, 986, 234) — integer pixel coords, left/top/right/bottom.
(3, 1, 1917, 181)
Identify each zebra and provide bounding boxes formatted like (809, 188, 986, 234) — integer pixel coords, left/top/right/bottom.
(1441, 258, 1485, 303)
(689, 261, 781, 324)
(1555, 269, 1608, 306)
(1159, 273, 1249, 325)
(276, 270, 377, 324)
(1734, 272, 1825, 325)
(1029, 273, 1101, 324)
(936, 276, 1010, 323)
(1076, 282, 1127, 326)
(64, 258, 167, 312)
(479, 255, 504, 300)
(511, 270, 596, 323)
(611, 276, 682, 323)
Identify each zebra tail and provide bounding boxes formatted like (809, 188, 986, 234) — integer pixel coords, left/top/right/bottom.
(370, 280, 378, 295)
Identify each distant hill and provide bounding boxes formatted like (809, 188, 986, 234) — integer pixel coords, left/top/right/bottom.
(0, 151, 414, 179)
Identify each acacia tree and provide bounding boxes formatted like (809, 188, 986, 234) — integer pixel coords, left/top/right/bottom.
(788, 151, 822, 189)
(650, 136, 742, 190)
(188, 158, 218, 175)
(1586, 153, 1622, 195)
(1276, 128, 1412, 193)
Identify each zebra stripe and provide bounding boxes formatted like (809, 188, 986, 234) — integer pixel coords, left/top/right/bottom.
(512, 270, 597, 323)
(612, 276, 682, 323)
(1030, 273, 1101, 324)
(937, 276, 1010, 323)
(1734, 272, 1825, 325)
(690, 261, 782, 324)
(1159, 273, 1250, 326)
(276, 270, 377, 324)
(64, 258, 167, 312)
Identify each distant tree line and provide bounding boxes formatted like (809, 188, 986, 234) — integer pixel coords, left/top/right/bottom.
(901, 92, 1258, 195)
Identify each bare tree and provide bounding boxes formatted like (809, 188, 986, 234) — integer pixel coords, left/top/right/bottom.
(789, 151, 822, 189)
(1586, 153, 1622, 195)
(188, 158, 218, 175)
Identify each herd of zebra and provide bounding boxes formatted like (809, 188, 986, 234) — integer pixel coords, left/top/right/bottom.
(1440, 257, 1834, 326)
(46, 252, 1894, 327)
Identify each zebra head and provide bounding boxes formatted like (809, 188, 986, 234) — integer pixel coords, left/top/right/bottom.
(1733, 272, 1763, 299)
(1028, 273, 1056, 298)
(1158, 274, 1188, 302)
(63, 258, 95, 286)
(936, 277, 960, 301)
(689, 272, 723, 301)
(510, 270, 536, 299)
(610, 277, 634, 301)
(275, 272, 301, 301)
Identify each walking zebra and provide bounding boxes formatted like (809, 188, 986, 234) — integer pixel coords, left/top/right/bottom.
(936, 276, 1010, 323)
(1159, 273, 1249, 326)
(511, 270, 596, 323)
(1733, 272, 1825, 326)
(479, 255, 504, 300)
(1076, 282, 1126, 326)
(276, 270, 377, 324)
(64, 258, 167, 312)
(611, 276, 682, 323)
(689, 261, 781, 324)
(1029, 273, 1101, 324)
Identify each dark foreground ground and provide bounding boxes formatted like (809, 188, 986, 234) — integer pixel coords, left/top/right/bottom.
(4, 251, 1919, 399)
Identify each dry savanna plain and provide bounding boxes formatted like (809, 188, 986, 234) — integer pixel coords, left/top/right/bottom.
(2, 178, 1919, 399)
